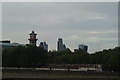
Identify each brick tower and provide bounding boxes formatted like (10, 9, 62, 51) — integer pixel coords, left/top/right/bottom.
(28, 30, 38, 46)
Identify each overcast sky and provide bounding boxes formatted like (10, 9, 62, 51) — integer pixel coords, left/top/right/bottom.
(2, 2, 118, 53)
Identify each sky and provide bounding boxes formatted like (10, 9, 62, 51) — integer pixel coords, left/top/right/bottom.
(2, 2, 118, 53)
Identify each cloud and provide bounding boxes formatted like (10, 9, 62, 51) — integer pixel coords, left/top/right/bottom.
(65, 35, 80, 41)
(2, 2, 118, 53)
(88, 30, 117, 34)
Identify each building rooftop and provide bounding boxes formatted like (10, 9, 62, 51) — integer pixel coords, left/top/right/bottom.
(0, 43, 25, 48)
(29, 30, 37, 35)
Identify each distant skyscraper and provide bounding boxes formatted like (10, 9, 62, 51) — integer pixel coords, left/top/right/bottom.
(39, 42, 48, 51)
(43, 42, 48, 51)
(28, 30, 38, 46)
(39, 42, 44, 48)
(57, 38, 66, 51)
(78, 44, 88, 52)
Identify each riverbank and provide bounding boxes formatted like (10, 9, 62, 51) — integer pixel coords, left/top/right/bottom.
(2, 68, 120, 80)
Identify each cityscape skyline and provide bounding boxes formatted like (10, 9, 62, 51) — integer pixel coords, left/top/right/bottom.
(2, 2, 118, 53)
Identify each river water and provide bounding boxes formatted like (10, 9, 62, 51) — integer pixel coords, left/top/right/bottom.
(1, 78, 119, 80)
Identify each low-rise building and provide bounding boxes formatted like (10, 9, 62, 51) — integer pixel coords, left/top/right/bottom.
(0, 40, 25, 50)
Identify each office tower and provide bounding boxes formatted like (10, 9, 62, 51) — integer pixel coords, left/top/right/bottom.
(57, 38, 66, 51)
(39, 42, 48, 51)
(78, 44, 88, 52)
(39, 42, 44, 48)
(43, 42, 48, 51)
(28, 30, 38, 46)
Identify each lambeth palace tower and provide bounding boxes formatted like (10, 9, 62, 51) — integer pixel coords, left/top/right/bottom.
(28, 30, 38, 46)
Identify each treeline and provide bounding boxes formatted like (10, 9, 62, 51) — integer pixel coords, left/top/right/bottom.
(2, 46, 120, 72)
(2, 46, 47, 67)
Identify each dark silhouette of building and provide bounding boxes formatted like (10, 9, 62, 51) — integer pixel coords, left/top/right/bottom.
(43, 42, 48, 51)
(0, 40, 10, 43)
(28, 30, 38, 46)
(39, 42, 44, 48)
(39, 42, 48, 51)
(78, 44, 88, 52)
(57, 38, 66, 51)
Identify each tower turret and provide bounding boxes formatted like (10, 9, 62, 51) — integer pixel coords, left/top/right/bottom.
(28, 30, 38, 46)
